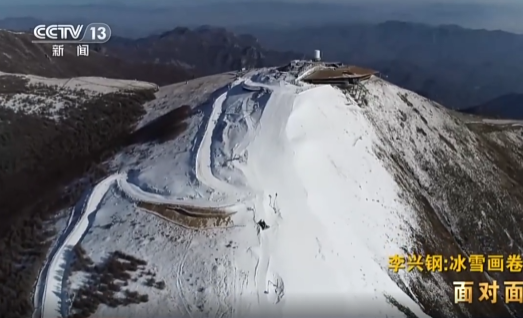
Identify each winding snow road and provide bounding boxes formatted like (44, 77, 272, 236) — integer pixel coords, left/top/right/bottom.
(35, 78, 260, 318)
(195, 91, 239, 193)
(38, 174, 119, 318)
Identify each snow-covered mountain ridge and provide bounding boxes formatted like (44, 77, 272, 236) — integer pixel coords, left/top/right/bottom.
(20, 62, 523, 318)
(0, 71, 157, 120)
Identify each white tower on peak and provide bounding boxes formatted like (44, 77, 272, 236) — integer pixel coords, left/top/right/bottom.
(313, 49, 321, 62)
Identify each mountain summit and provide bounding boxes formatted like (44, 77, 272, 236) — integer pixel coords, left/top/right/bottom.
(3, 61, 523, 318)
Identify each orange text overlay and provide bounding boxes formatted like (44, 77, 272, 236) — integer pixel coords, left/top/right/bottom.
(388, 254, 523, 273)
(454, 281, 523, 304)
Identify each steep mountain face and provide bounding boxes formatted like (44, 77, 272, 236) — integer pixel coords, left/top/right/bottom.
(5, 62, 522, 318)
(363, 80, 523, 317)
(0, 29, 191, 85)
(461, 93, 523, 119)
(242, 21, 523, 111)
(104, 26, 307, 77)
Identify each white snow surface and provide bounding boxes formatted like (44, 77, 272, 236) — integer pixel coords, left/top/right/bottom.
(36, 68, 432, 318)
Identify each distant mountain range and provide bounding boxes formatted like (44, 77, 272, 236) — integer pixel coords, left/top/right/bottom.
(0, 24, 302, 86)
(0, 16, 41, 31)
(462, 94, 523, 119)
(0, 17, 521, 119)
(104, 26, 305, 77)
(0, 29, 191, 86)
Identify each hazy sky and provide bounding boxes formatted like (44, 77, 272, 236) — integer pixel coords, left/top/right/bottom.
(0, 0, 521, 34)
(1, 0, 522, 4)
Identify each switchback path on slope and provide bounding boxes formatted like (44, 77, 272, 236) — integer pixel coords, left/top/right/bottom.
(35, 78, 255, 318)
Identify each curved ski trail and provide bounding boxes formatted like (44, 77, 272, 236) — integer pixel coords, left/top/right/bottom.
(195, 91, 239, 195)
(39, 175, 119, 318)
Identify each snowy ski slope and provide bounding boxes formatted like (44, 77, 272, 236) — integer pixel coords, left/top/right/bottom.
(35, 68, 435, 318)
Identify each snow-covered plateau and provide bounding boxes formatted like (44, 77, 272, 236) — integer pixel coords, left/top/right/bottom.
(28, 63, 523, 318)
